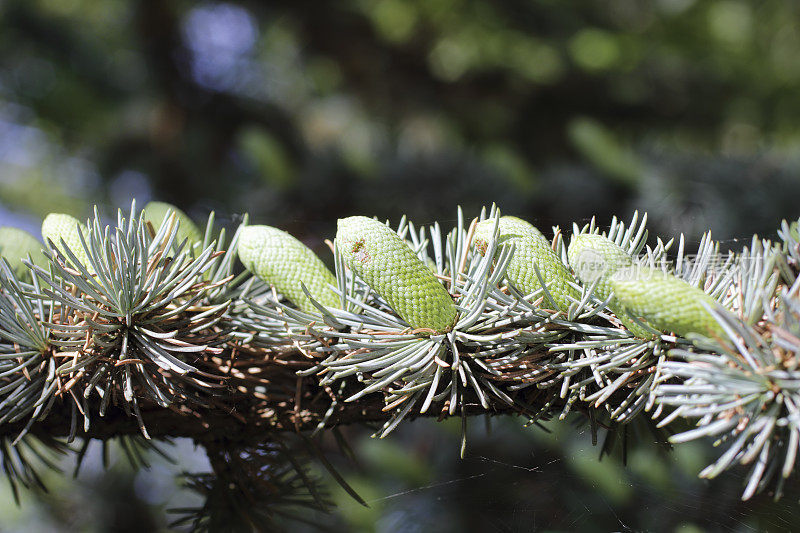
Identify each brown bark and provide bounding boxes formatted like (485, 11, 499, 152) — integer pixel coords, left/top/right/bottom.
(3, 347, 528, 446)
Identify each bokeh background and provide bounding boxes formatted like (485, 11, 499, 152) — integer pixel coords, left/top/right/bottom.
(1, 0, 800, 531)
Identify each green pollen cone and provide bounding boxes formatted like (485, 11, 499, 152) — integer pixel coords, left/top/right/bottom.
(337, 216, 457, 333)
(0, 227, 46, 282)
(238, 225, 338, 313)
(41, 213, 91, 269)
(567, 233, 632, 300)
(610, 266, 724, 338)
(142, 201, 202, 247)
(473, 216, 577, 312)
(567, 233, 655, 338)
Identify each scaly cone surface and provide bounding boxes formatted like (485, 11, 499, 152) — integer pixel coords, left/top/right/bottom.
(336, 216, 457, 332)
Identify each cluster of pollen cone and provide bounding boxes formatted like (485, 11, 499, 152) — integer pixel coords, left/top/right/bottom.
(0, 201, 798, 500)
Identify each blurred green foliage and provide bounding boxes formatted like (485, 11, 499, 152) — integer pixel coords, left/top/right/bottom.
(1, 0, 800, 530)
(1, 0, 800, 240)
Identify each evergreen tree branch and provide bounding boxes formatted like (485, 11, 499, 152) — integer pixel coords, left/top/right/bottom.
(0, 200, 797, 517)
